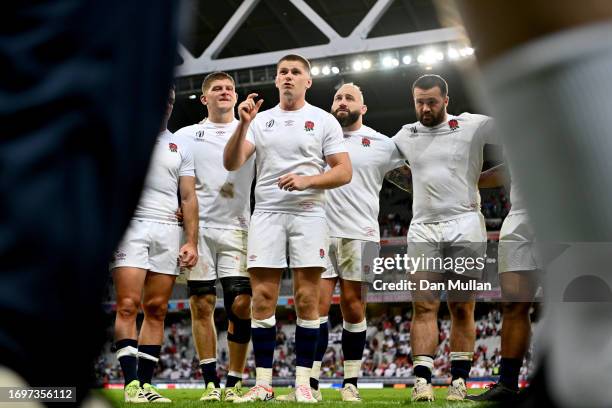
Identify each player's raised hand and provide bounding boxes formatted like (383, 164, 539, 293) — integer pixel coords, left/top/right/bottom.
(238, 93, 264, 123)
(178, 242, 198, 268)
(278, 173, 312, 191)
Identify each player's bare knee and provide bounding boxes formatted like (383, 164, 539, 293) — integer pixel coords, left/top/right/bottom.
(116, 297, 140, 320)
(501, 301, 531, 319)
(340, 296, 364, 323)
(231, 294, 251, 320)
(252, 291, 275, 317)
(190, 294, 216, 320)
(448, 302, 475, 322)
(142, 298, 169, 321)
(413, 301, 439, 319)
(294, 287, 317, 313)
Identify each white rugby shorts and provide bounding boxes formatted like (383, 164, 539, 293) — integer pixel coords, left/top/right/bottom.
(322, 237, 380, 282)
(406, 212, 487, 277)
(185, 227, 249, 281)
(110, 219, 181, 275)
(498, 212, 539, 273)
(247, 211, 328, 269)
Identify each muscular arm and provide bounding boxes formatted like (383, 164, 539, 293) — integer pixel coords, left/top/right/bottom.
(223, 121, 255, 171)
(478, 163, 509, 189)
(277, 152, 352, 191)
(384, 165, 412, 193)
(178, 175, 198, 267)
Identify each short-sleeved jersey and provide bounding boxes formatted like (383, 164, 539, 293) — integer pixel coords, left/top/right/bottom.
(393, 113, 495, 223)
(326, 125, 406, 241)
(133, 130, 195, 224)
(175, 119, 255, 230)
(245, 103, 346, 216)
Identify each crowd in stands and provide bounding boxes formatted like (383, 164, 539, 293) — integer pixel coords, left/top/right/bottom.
(96, 308, 534, 385)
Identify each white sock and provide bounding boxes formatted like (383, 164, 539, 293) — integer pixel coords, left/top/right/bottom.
(311, 361, 322, 381)
(344, 360, 361, 379)
(255, 367, 272, 387)
(295, 366, 311, 387)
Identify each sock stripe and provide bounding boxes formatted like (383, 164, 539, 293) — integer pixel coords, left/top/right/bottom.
(137, 352, 159, 363)
(343, 319, 366, 332)
(450, 351, 473, 361)
(116, 345, 138, 359)
(296, 317, 320, 329)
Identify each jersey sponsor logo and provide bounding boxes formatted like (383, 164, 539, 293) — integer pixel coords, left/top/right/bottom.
(448, 119, 460, 131)
(266, 119, 275, 128)
(169, 142, 178, 152)
(304, 120, 315, 132)
(319, 248, 325, 258)
(364, 227, 376, 237)
(298, 201, 314, 211)
(284, 119, 295, 127)
(249, 254, 257, 261)
(196, 130, 205, 140)
(410, 126, 418, 134)
(112, 250, 126, 262)
(361, 137, 371, 147)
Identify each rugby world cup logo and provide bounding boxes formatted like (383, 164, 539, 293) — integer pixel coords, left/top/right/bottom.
(169, 142, 178, 152)
(361, 137, 371, 147)
(304, 120, 315, 131)
(448, 119, 459, 131)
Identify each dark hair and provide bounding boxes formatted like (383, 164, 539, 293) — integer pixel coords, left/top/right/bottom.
(412, 74, 448, 97)
(277, 54, 311, 74)
(201, 71, 235, 94)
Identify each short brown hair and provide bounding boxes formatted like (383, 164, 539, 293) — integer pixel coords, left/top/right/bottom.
(277, 54, 311, 74)
(201, 71, 235, 94)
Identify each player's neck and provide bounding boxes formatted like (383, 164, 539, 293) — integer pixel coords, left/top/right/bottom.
(207, 110, 234, 124)
(279, 96, 306, 111)
(344, 118, 363, 132)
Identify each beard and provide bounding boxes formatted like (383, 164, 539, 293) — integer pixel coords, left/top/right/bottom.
(417, 109, 445, 127)
(332, 108, 361, 127)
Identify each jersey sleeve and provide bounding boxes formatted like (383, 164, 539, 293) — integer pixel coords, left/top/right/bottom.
(391, 127, 410, 162)
(385, 143, 408, 173)
(179, 141, 196, 177)
(322, 114, 347, 157)
(474, 115, 498, 145)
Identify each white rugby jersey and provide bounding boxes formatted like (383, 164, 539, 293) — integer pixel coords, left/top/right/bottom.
(326, 125, 406, 241)
(175, 119, 255, 230)
(133, 130, 195, 224)
(509, 171, 527, 215)
(393, 113, 496, 223)
(245, 103, 346, 216)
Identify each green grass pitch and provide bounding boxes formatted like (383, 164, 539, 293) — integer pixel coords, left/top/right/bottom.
(100, 387, 494, 407)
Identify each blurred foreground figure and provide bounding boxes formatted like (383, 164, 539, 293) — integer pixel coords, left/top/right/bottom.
(450, 1, 612, 407)
(0, 1, 178, 403)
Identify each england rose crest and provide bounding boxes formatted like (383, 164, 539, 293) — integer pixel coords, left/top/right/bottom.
(169, 142, 178, 152)
(362, 137, 371, 147)
(319, 248, 325, 258)
(448, 119, 459, 131)
(304, 121, 315, 131)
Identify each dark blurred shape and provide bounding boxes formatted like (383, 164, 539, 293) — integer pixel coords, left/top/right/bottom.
(563, 276, 612, 302)
(0, 1, 178, 402)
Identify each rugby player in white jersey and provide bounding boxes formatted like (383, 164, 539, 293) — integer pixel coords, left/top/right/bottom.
(469, 165, 540, 402)
(111, 87, 199, 403)
(224, 54, 352, 403)
(174, 72, 255, 402)
(392, 74, 496, 402)
(276, 83, 408, 402)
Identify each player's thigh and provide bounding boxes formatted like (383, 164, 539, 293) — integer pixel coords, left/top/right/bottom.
(337, 239, 380, 283)
(321, 237, 340, 281)
(444, 213, 487, 278)
(287, 215, 328, 269)
(500, 271, 539, 302)
(148, 222, 182, 276)
(319, 276, 338, 316)
(113, 266, 147, 302)
(247, 212, 288, 269)
(409, 271, 445, 302)
(142, 271, 177, 310)
(407, 222, 444, 274)
(110, 219, 151, 271)
(185, 227, 217, 283)
(216, 228, 249, 279)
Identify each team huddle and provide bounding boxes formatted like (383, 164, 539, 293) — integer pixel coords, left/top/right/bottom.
(110, 54, 539, 404)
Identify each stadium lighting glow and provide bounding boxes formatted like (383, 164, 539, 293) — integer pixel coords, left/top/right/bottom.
(322, 65, 331, 75)
(362, 59, 372, 70)
(418, 49, 442, 65)
(382, 56, 394, 68)
(448, 47, 460, 60)
(352, 60, 363, 71)
(311, 66, 320, 76)
(331, 66, 340, 74)
(402, 55, 412, 65)
(460, 46, 475, 57)
(189, 94, 197, 100)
